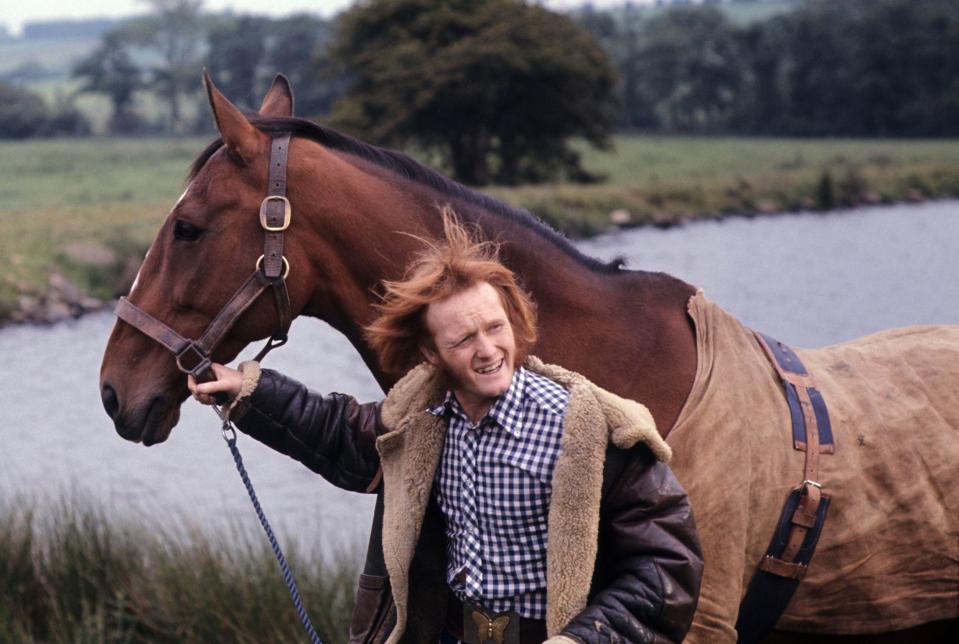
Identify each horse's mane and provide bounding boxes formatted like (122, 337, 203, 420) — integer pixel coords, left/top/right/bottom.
(189, 115, 627, 274)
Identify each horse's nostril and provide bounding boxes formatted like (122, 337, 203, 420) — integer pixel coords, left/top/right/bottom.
(102, 383, 120, 420)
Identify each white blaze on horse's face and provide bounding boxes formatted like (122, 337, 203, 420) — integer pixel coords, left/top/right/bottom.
(131, 183, 193, 297)
(173, 184, 192, 208)
(129, 249, 149, 297)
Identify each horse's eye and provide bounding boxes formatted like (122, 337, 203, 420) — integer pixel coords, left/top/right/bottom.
(173, 220, 203, 241)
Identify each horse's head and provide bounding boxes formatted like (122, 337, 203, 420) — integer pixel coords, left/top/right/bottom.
(100, 73, 319, 445)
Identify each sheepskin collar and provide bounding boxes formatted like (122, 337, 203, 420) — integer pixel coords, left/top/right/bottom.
(375, 356, 667, 642)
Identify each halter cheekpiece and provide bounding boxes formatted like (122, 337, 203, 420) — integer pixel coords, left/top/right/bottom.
(115, 132, 295, 383)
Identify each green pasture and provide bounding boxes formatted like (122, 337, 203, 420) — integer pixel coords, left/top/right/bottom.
(494, 136, 959, 235)
(1, 134, 959, 322)
(578, 137, 959, 187)
(0, 137, 201, 318)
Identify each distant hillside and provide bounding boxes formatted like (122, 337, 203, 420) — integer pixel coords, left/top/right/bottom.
(0, 17, 126, 81)
(599, 0, 797, 26)
(718, 0, 798, 25)
(22, 18, 119, 39)
(0, 35, 102, 81)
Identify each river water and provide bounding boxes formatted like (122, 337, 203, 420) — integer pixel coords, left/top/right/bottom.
(1, 201, 956, 556)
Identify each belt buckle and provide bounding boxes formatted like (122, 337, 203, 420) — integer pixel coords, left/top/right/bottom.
(462, 601, 519, 644)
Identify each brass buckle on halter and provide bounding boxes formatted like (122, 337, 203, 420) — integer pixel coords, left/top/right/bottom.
(259, 195, 291, 231)
(175, 343, 212, 378)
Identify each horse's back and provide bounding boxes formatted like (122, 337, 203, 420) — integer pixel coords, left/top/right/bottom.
(782, 325, 959, 633)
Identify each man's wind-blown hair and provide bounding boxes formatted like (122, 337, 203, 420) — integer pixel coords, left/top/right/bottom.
(364, 208, 538, 377)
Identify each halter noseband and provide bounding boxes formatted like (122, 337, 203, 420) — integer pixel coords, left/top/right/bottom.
(115, 133, 294, 383)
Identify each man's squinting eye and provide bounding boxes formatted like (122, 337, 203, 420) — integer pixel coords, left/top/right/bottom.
(173, 219, 203, 241)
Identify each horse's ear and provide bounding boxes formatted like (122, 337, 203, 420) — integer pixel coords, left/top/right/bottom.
(259, 74, 294, 117)
(203, 69, 263, 164)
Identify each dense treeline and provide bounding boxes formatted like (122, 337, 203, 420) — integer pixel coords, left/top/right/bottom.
(68, 2, 344, 135)
(2, 0, 957, 146)
(0, 3, 342, 138)
(578, 0, 959, 136)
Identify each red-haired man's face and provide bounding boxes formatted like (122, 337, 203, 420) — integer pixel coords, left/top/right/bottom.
(421, 281, 517, 423)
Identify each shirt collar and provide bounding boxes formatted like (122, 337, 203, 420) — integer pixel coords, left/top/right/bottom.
(428, 390, 456, 418)
(427, 367, 528, 437)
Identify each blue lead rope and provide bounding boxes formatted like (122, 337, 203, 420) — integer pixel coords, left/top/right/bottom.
(219, 414, 323, 644)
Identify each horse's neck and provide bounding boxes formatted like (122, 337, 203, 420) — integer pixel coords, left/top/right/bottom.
(297, 152, 697, 435)
(507, 243, 698, 435)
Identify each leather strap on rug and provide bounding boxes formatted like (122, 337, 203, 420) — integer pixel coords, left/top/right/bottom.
(735, 332, 835, 644)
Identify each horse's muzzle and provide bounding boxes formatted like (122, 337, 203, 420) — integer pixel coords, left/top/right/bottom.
(101, 382, 173, 445)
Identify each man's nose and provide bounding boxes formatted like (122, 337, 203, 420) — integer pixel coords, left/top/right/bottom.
(475, 332, 495, 356)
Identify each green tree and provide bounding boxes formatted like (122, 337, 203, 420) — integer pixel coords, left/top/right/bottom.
(736, 0, 959, 136)
(574, 2, 655, 130)
(632, 5, 744, 131)
(331, 0, 617, 186)
(617, 3, 656, 129)
(264, 14, 346, 117)
(72, 31, 144, 133)
(206, 16, 267, 110)
(0, 82, 49, 138)
(140, 0, 205, 133)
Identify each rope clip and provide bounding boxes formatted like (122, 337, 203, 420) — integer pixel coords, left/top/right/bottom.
(221, 419, 237, 444)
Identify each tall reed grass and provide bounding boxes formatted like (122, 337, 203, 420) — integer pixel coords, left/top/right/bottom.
(0, 495, 361, 643)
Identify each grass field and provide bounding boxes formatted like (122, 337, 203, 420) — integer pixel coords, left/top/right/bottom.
(0, 137, 203, 320)
(1, 134, 958, 323)
(0, 494, 360, 643)
(493, 136, 959, 235)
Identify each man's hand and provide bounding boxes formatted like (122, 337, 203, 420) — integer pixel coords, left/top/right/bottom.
(187, 363, 243, 405)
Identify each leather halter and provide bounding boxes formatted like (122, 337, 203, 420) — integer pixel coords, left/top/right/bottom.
(114, 133, 294, 384)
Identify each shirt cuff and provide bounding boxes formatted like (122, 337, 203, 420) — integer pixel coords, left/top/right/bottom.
(226, 360, 261, 421)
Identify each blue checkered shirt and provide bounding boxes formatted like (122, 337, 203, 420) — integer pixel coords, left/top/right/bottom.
(429, 367, 569, 620)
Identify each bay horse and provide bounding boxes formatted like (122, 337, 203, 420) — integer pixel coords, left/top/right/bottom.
(99, 75, 958, 643)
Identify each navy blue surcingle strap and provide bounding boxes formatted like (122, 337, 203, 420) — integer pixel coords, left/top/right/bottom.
(735, 332, 834, 644)
(756, 332, 835, 453)
(735, 489, 831, 643)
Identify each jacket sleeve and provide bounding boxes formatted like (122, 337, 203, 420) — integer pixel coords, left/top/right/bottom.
(232, 368, 383, 494)
(560, 447, 703, 644)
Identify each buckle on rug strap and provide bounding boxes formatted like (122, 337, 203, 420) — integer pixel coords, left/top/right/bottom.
(801, 479, 822, 492)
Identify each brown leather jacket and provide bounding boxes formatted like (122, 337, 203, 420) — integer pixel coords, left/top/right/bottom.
(234, 360, 702, 644)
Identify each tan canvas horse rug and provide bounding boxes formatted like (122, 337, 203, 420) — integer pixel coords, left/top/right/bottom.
(667, 292, 959, 641)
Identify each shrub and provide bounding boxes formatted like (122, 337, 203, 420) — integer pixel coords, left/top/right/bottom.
(0, 82, 50, 139)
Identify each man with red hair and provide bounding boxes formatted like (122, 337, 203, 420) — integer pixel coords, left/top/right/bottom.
(190, 212, 702, 644)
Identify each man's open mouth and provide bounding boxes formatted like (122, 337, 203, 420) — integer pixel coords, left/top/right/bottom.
(475, 358, 504, 375)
